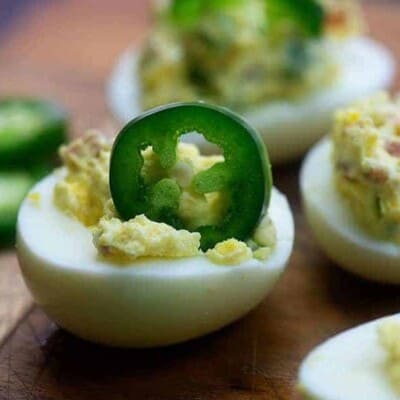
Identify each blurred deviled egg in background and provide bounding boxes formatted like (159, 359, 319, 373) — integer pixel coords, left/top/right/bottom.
(108, 0, 395, 163)
(299, 314, 400, 400)
(301, 93, 400, 283)
(17, 103, 294, 348)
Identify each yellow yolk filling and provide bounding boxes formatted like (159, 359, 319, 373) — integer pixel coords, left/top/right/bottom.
(54, 132, 276, 264)
(333, 93, 400, 243)
(92, 215, 201, 262)
(379, 322, 400, 394)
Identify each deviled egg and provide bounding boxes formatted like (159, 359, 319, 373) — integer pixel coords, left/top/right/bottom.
(17, 103, 294, 347)
(107, 0, 395, 163)
(299, 314, 400, 400)
(301, 93, 400, 283)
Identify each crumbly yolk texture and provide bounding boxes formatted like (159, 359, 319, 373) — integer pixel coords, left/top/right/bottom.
(333, 93, 400, 243)
(54, 132, 276, 264)
(206, 239, 252, 265)
(54, 131, 111, 227)
(379, 321, 400, 394)
(92, 215, 201, 262)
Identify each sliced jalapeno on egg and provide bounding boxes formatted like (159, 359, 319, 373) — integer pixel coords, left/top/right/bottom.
(110, 102, 272, 250)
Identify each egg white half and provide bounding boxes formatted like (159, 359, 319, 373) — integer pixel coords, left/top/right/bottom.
(17, 171, 294, 348)
(298, 314, 400, 400)
(301, 139, 400, 284)
(107, 37, 395, 163)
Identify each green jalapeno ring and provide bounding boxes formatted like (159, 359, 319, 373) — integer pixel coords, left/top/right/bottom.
(110, 102, 272, 251)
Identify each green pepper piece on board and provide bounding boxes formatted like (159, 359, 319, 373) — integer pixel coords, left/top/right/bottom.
(0, 98, 68, 167)
(0, 171, 35, 246)
(110, 102, 272, 251)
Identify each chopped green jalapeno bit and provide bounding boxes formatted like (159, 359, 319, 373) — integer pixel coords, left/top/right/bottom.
(110, 102, 272, 251)
(0, 98, 68, 167)
(267, 0, 325, 37)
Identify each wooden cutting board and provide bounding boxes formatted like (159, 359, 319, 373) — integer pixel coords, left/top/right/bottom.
(1, 1, 400, 399)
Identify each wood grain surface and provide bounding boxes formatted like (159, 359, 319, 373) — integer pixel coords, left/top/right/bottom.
(0, 1, 400, 399)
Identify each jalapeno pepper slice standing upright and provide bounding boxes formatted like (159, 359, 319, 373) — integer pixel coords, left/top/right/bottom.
(110, 102, 272, 250)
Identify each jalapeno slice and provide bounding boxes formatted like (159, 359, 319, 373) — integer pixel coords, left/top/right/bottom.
(110, 102, 272, 250)
(0, 98, 67, 167)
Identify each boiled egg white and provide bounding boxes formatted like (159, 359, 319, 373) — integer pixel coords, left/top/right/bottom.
(107, 37, 395, 163)
(298, 314, 400, 400)
(16, 171, 294, 348)
(301, 139, 400, 284)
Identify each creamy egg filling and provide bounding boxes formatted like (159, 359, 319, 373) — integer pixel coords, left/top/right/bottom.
(92, 215, 201, 262)
(333, 93, 400, 243)
(53, 132, 276, 264)
(138, 0, 363, 112)
(379, 322, 400, 394)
